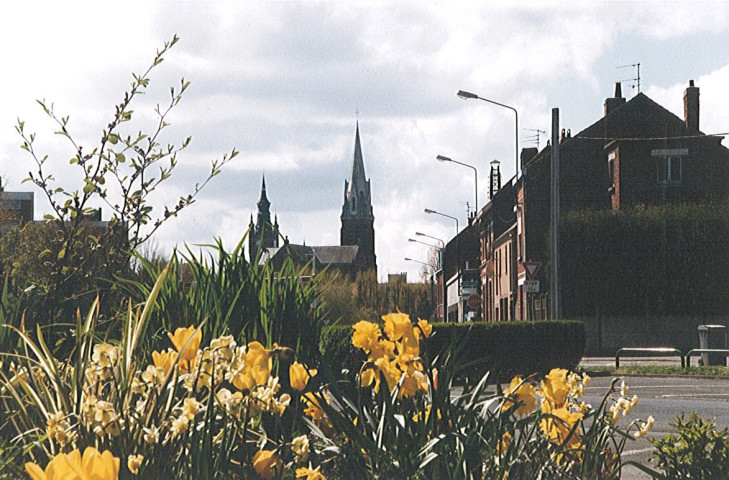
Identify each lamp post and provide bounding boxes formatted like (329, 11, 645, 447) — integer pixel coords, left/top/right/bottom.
(404, 257, 436, 269)
(405, 257, 437, 320)
(436, 155, 478, 218)
(415, 232, 445, 248)
(415, 231, 447, 324)
(457, 90, 519, 180)
(425, 208, 460, 322)
(408, 238, 440, 249)
(424, 209, 459, 236)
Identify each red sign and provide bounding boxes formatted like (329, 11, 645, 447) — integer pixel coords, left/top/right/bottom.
(523, 262, 542, 280)
(467, 294, 481, 310)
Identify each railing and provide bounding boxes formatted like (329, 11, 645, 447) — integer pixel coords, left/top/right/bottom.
(684, 349, 729, 368)
(615, 347, 685, 369)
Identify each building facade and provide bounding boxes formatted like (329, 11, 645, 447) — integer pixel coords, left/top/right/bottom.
(472, 80, 729, 322)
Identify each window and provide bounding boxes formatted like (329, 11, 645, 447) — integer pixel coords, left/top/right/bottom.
(657, 156, 682, 184)
(607, 151, 616, 193)
(652, 148, 687, 185)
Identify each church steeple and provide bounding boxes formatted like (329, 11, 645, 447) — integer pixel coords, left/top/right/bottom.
(341, 122, 376, 273)
(249, 175, 280, 261)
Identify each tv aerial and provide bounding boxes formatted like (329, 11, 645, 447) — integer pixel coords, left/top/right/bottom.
(617, 63, 641, 93)
(524, 128, 546, 149)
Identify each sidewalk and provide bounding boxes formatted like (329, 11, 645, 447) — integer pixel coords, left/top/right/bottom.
(580, 356, 684, 368)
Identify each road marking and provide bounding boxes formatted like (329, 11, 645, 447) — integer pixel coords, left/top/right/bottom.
(659, 393, 729, 398)
(622, 447, 654, 456)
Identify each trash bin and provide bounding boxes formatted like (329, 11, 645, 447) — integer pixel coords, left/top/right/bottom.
(698, 324, 727, 366)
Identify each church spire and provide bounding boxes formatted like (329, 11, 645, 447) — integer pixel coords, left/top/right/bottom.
(342, 122, 373, 218)
(341, 121, 376, 273)
(249, 174, 279, 261)
(258, 175, 270, 211)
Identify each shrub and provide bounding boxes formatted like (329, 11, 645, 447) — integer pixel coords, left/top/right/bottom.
(322, 320, 585, 382)
(424, 320, 585, 380)
(650, 412, 729, 479)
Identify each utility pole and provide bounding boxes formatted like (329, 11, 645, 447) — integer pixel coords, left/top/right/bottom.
(550, 108, 561, 319)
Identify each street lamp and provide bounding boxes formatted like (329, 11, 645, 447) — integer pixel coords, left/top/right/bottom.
(404, 257, 436, 269)
(415, 232, 445, 248)
(436, 155, 478, 218)
(405, 257, 438, 322)
(457, 90, 519, 180)
(425, 208, 461, 323)
(424, 208, 459, 235)
(408, 238, 440, 249)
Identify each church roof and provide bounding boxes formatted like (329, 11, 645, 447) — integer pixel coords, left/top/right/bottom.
(261, 244, 360, 267)
(312, 245, 360, 265)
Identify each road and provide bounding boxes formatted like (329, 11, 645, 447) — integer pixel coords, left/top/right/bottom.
(583, 374, 729, 479)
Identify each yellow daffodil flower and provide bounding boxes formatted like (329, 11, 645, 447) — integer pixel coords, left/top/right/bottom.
(290, 362, 317, 391)
(167, 325, 202, 363)
(352, 321, 381, 353)
(252, 450, 283, 479)
(295, 466, 327, 480)
(502, 377, 537, 416)
(127, 454, 143, 475)
(540, 404, 583, 449)
(382, 312, 412, 341)
(539, 368, 571, 408)
(416, 319, 433, 339)
(25, 447, 119, 480)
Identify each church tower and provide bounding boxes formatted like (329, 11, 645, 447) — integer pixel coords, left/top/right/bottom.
(248, 175, 280, 260)
(340, 123, 377, 273)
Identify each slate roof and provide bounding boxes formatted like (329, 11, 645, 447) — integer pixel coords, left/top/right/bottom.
(577, 92, 700, 140)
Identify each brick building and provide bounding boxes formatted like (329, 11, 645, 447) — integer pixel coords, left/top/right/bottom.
(476, 80, 729, 321)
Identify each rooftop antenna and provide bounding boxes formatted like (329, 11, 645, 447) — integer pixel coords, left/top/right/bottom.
(524, 128, 546, 148)
(617, 63, 641, 93)
(462, 201, 471, 218)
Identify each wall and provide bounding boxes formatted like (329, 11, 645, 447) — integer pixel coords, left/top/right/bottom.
(579, 314, 729, 356)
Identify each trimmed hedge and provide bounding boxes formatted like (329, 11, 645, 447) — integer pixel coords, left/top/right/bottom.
(560, 203, 729, 316)
(319, 320, 585, 382)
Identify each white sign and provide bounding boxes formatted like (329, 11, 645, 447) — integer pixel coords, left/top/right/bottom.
(524, 280, 540, 293)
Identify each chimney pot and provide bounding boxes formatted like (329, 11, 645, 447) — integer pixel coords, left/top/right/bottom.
(604, 82, 626, 116)
(684, 80, 700, 131)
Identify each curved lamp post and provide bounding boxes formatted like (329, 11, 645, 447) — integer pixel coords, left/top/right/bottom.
(436, 155, 478, 218)
(415, 231, 445, 248)
(425, 208, 460, 322)
(457, 90, 519, 179)
(424, 208, 459, 235)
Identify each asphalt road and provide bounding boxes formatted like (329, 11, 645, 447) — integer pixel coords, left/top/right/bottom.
(583, 374, 729, 479)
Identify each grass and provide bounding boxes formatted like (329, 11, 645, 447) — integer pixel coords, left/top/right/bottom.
(580, 365, 729, 377)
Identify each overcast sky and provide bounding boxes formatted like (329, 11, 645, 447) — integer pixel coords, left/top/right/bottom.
(2, 1, 729, 281)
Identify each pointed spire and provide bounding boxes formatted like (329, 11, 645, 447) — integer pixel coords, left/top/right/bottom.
(347, 121, 368, 199)
(258, 175, 270, 210)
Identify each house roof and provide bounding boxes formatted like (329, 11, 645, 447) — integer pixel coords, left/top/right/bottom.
(577, 92, 699, 140)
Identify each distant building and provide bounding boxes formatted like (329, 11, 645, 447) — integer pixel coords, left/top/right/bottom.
(248, 176, 280, 261)
(252, 122, 378, 277)
(0, 187, 34, 232)
(340, 122, 377, 274)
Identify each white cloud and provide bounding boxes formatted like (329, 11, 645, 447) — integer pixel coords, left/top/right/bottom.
(2, 1, 729, 281)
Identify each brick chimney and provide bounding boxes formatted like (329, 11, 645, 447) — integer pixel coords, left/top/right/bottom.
(684, 79, 699, 131)
(604, 82, 626, 116)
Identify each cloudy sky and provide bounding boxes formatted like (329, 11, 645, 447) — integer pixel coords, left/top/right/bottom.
(2, 1, 729, 281)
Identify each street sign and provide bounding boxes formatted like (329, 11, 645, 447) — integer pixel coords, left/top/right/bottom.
(467, 294, 481, 310)
(524, 280, 540, 293)
(523, 262, 542, 280)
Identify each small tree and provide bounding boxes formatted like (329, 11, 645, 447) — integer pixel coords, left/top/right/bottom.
(10, 35, 237, 325)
